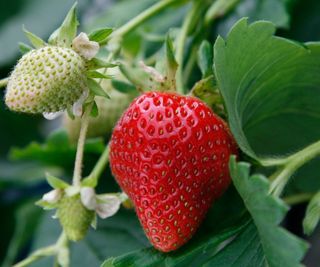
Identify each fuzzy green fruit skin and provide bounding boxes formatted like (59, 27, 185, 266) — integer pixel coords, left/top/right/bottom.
(57, 195, 94, 242)
(5, 46, 87, 114)
(64, 88, 136, 143)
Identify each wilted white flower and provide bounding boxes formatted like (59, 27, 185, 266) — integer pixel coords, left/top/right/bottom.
(72, 32, 99, 60)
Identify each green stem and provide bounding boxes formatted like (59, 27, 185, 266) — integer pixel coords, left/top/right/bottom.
(183, 45, 198, 83)
(0, 77, 8, 88)
(284, 193, 315, 206)
(72, 104, 93, 187)
(182, 0, 240, 89)
(269, 140, 320, 196)
(83, 143, 110, 187)
(55, 232, 69, 267)
(175, 1, 202, 93)
(13, 246, 56, 267)
(110, 0, 184, 40)
(260, 157, 289, 167)
(13, 232, 69, 267)
(204, 0, 240, 25)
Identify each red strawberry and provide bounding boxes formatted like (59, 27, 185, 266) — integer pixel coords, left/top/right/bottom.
(109, 91, 237, 252)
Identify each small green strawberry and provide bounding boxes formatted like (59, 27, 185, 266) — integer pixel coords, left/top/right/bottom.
(63, 85, 137, 142)
(57, 194, 94, 241)
(6, 46, 87, 114)
(4, 3, 116, 116)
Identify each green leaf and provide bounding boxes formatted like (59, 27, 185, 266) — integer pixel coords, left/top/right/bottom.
(214, 18, 320, 162)
(0, 161, 61, 189)
(87, 78, 110, 98)
(18, 42, 32, 54)
(35, 199, 58, 210)
(99, 187, 247, 267)
(165, 34, 178, 84)
(87, 70, 112, 79)
(102, 223, 245, 267)
(22, 26, 46, 48)
(303, 191, 320, 235)
(48, 2, 78, 47)
(111, 79, 137, 93)
(45, 173, 69, 189)
(203, 221, 264, 267)
(88, 28, 113, 45)
(87, 57, 118, 70)
(90, 100, 99, 118)
(229, 157, 308, 267)
(9, 129, 104, 169)
(197, 40, 213, 78)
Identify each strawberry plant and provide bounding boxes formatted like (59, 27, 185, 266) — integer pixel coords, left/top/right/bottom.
(0, 0, 320, 266)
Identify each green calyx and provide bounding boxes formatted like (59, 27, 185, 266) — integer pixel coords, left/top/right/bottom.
(57, 194, 95, 242)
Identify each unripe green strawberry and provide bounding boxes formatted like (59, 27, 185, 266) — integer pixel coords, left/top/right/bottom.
(5, 46, 87, 114)
(57, 195, 94, 241)
(63, 87, 136, 143)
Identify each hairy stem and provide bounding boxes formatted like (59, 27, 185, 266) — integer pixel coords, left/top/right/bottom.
(72, 104, 93, 186)
(111, 0, 185, 40)
(284, 193, 315, 206)
(176, 1, 202, 93)
(0, 77, 8, 88)
(269, 140, 320, 196)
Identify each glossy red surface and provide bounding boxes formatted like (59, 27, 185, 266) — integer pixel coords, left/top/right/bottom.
(110, 91, 237, 252)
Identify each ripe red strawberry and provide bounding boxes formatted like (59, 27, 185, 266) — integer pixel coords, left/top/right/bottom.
(109, 91, 237, 252)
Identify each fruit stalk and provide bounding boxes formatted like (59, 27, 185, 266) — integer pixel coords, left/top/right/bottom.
(284, 193, 315, 206)
(88, 144, 110, 184)
(109, 0, 186, 41)
(204, 0, 240, 25)
(0, 77, 8, 88)
(72, 103, 93, 187)
(176, 0, 203, 93)
(13, 245, 56, 267)
(268, 139, 320, 196)
(13, 232, 69, 267)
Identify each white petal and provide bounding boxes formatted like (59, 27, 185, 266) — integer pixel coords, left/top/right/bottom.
(95, 194, 121, 219)
(72, 90, 89, 117)
(42, 189, 62, 203)
(72, 32, 99, 60)
(43, 111, 64, 120)
(80, 187, 97, 210)
(119, 192, 128, 202)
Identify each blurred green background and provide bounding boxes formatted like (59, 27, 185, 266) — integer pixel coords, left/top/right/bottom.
(0, 0, 320, 266)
